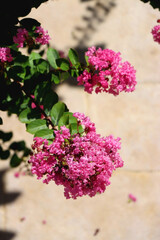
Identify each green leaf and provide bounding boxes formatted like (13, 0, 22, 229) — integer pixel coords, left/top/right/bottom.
(69, 115, 77, 124)
(68, 48, 79, 65)
(47, 48, 60, 69)
(34, 129, 54, 139)
(78, 124, 84, 134)
(51, 102, 66, 125)
(7, 66, 25, 81)
(10, 154, 22, 168)
(36, 60, 49, 74)
(0, 117, 3, 125)
(56, 58, 70, 71)
(42, 91, 58, 115)
(14, 54, 29, 68)
(69, 123, 78, 135)
(60, 72, 70, 81)
(51, 73, 60, 84)
(9, 141, 25, 151)
(26, 119, 48, 134)
(29, 52, 41, 61)
(19, 108, 41, 123)
(58, 114, 70, 127)
(85, 55, 90, 66)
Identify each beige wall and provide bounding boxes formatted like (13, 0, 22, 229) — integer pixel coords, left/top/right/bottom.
(1, 0, 160, 239)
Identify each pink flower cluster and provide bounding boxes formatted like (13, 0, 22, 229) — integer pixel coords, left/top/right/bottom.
(13, 28, 29, 48)
(77, 47, 137, 96)
(13, 26, 50, 48)
(34, 26, 51, 45)
(151, 24, 160, 44)
(29, 112, 123, 199)
(0, 47, 13, 62)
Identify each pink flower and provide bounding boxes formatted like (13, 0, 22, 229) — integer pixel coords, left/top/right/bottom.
(128, 193, 137, 202)
(0, 47, 13, 63)
(35, 26, 51, 45)
(42, 220, 47, 224)
(77, 47, 137, 96)
(20, 217, 26, 222)
(151, 24, 160, 44)
(13, 28, 29, 48)
(29, 112, 123, 199)
(14, 172, 20, 178)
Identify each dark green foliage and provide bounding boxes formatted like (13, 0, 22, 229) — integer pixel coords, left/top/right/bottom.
(10, 154, 22, 167)
(0, 131, 13, 142)
(0, 0, 49, 46)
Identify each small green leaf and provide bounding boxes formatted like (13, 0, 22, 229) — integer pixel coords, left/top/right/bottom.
(51, 102, 66, 125)
(85, 55, 89, 66)
(34, 129, 54, 139)
(56, 58, 70, 71)
(36, 60, 49, 74)
(68, 48, 79, 65)
(29, 52, 41, 61)
(60, 72, 70, 81)
(47, 48, 60, 69)
(19, 108, 41, 123)
(10, 154, 22, 168)
(78, 124, 84, 134)
(51, 73, 60, 84)
(69, 123, 78, 135)
(9, 141, 26, 151)
(27, 119, 48, 134)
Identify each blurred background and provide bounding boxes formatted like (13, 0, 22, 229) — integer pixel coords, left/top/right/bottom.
(1, 0, 160, 239)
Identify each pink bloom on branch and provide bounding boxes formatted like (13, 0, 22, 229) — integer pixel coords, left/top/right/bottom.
(29, 112, 123, 199)
(77, 47, 136, 96)
(35, 26, 51, 45)
(13, 28, 29, 48)
(0, 47, 13, 63)
(151, 24, 160, 44)
(128, 193, 137, 202)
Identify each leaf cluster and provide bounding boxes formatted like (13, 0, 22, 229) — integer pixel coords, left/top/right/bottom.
(0, 1, 49, 45)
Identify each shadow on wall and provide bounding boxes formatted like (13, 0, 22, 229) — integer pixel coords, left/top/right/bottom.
(65, 0, 117, 86)
(0, 169, 22, 240)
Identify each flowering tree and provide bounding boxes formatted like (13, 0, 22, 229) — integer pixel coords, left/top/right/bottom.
(0, 0, 138, 199)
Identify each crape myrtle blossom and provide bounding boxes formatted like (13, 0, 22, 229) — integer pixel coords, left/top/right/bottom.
(77, 47, 137, 96)
(13, 26, 50, 48)
(151, 24, 160, 44)
(13, 28, 29, 48)
(0, 47, 13, 63)
(34, 26, 51, 45)
(29, 112, 123, 199)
